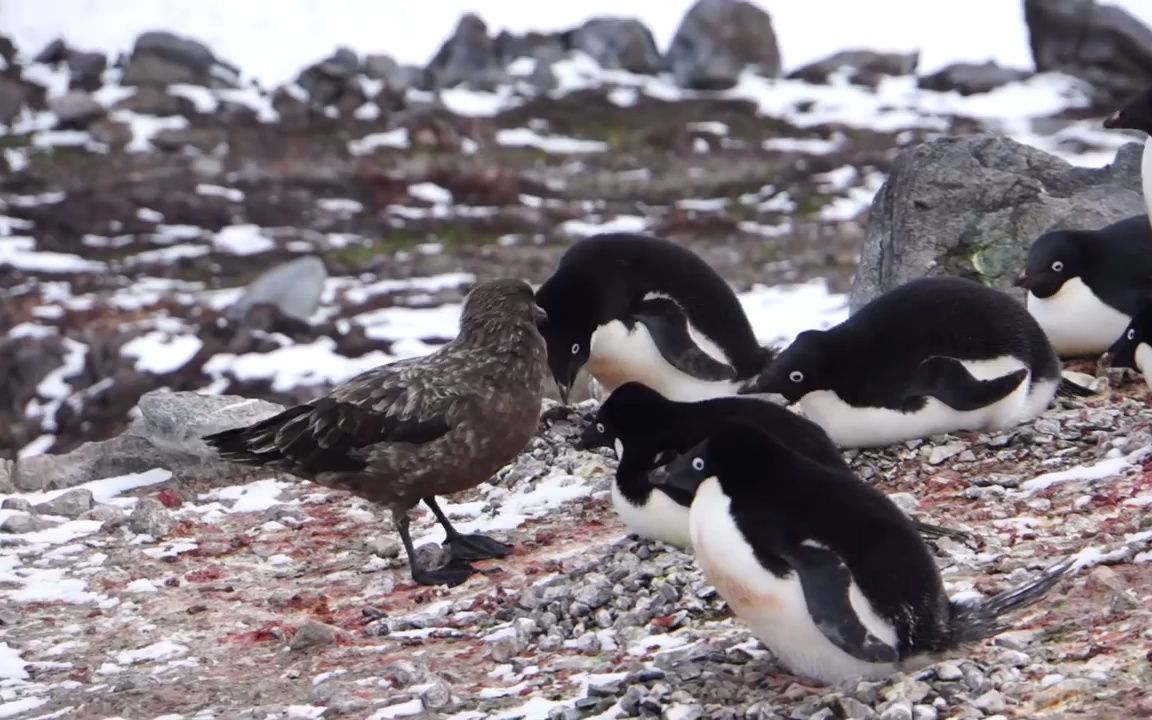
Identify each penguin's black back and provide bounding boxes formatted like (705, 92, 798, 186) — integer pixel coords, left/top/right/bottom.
(713, 427, 951, 654)
(826, 277, 1058, 405)
(540, 233, 769, 376)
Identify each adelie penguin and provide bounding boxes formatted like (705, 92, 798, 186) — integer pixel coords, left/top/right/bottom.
(577, 382, 969, 548)
(1103, 83, 1152, 220)
(1103, 302, 1152, 390)
(742, 277, 1090, 448)
(535, 233, 774, 404)
(1015, 215, 1152, 357)
(650, 421, 1075, 685)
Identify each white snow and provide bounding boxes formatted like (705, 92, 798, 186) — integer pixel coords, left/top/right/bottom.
(125, 579, 159, 593)
(739, 279, 850, 347)
(1021, 448, 1148, 493)
(0, 644, 28, 681)
(120, 332, 204, 374)
(191, 479, 292, 515)
(349, 129, 410, 155)
(408, 182, 453, 205)
(496, 128, 608, 154)
(197, 184, 245, 202)
(0, 698, 49, 719)
(0, 237, 104, 273)
(213, 225, 276, 255)
(560, 216, 648, 238)
(116, 640, 189, 665)
(4, 468, 174, 507)
(366, 699, 424, 720)
(204, 338, 392, 393)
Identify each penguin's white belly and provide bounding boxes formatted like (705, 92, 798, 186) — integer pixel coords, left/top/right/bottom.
(689, 479, 899, 684)
(1136, 343, 1152, 390)
(1142, 136, 1152, 222)
(610, 481, 691, 548)
(587, 321, 739, 402)
(1027, 278, 1130, 356)
(797, 357, 1051, 448)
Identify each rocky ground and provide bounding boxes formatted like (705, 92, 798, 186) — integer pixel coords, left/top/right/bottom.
(4, 1, 1152, 717)
(2, 378, 1152, 719)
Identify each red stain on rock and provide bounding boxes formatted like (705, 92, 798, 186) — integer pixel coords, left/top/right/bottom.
(156, 490, 183, 509)
(185, 565, 224, 583)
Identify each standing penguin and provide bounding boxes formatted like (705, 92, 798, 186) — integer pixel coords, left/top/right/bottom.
(742, 277, 1074, 448)
(650, 421, 1074, 684)
(1015, 215, 1152, 356)
(1103, 84, 1152, 220)
(576, 382, 966, 547)
(1103, 302, 1152, 389)
(535, 233, 774, 403)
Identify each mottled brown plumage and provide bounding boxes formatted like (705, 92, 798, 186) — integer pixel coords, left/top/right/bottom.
(203, 278, 548, 586)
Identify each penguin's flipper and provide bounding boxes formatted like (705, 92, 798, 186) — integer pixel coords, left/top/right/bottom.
(634, 298, 737, 382)
(906, 357, 1028, 411)
(780, 541, 901, 664)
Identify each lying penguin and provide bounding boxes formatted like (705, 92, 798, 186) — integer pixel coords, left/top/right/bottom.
(1103, 83, 1152, 220)
(535, 233, 774, 403)
(742, 277, 1087, 448)
(1103, 303, 1152, 389)
(1015, 215, 1152, 357)
(650, 420, 1075, 685)
(576, 382, 969, 548)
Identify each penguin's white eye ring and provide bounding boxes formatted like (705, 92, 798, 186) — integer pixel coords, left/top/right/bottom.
(789, 370, 804, 383)
(1128, 329, 1136, 340)
(595, 422, 605, 433)
(570, 342, 580, 354)
(1051, 260, 1064, 272)
(691, 457, 705, 472)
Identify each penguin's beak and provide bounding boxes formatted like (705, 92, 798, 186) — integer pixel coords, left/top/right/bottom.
(533, 305, 548, 331)
(1012, 270, 1029, 288)
(557, 382, 571, 405)
(1102, 109, 1123, 129)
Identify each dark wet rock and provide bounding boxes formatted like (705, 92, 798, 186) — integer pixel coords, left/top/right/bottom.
(151, 127, 227, 153)
(34, 39, 69, 64)
(1025, 0, 1152, 106)
(1, 498, 33, 512)
(1, 35, 18, 68)
(0, 76, 27, 124)
(34, 488, 95, 518)
(788, 49, 919, 87)
(569, 18, 662, 74)
(297, 47, 366, 112)
(0, 334, 66, 459)
(665, 0, 782, 90)
(364, 53, 417, 93)
(49, 91, 105, 128)
(128, 498, 174, 538)
(122, 31, 239, 88)
(226, 256, 328, 324)
(493, 31, 567, 68)
(82, 504, 128, 527)
(425, 13, 506, 90)
(849, 135, 1145, 310)
(68, 51, 107, 91)
(115, 86, 196, 117)
(918, 61, 1032, 95)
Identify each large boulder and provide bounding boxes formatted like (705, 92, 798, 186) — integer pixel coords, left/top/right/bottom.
(1024, 0, 1152, 106)
(296, 47, 365, 113)
(568, 17, 662, 74)
(2, 390, 285, 492)
(425, 13, 505, 90)
(788, 49, 919, 87)
(226, 256, 329, 324)
(0, 76, 25, 124)
(848, 135, 1144, 312)
(665, 0, 782, 90)
(122, 31, 239, 88)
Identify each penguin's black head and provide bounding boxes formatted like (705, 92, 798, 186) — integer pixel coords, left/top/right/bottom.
(649, 421, 781, 500)
(1015, 230, 1086, 298)
(575, 382, 668, 450)
(1103, 303, 1152, 371)
(1103, 85, 1152, 135)
(535, 269, 602, 403)
(740, 330, 828, 402)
